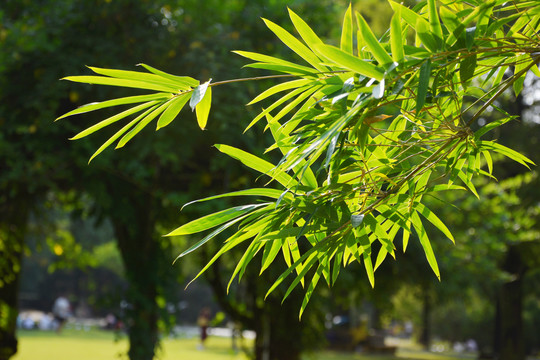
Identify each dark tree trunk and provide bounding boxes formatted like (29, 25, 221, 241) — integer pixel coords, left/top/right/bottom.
(252, 293, 305, 360)
(419, 288, 431, 351)
(113, 190, 160, 360)
(205, 255, 310, 360)
(0, 199, 29, 360)
(495, 244, 526, 360)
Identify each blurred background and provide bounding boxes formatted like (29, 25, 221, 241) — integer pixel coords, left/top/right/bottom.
(1, 1, 539, 360)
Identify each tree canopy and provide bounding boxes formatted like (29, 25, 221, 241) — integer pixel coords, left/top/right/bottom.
(57, 0, 539, 317)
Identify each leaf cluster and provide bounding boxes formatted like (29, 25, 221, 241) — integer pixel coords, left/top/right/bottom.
(57, 0, 539, 315)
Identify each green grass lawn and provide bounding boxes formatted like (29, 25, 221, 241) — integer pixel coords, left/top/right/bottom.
(14, 328, 249, 360)
(13, 328, 475, 360)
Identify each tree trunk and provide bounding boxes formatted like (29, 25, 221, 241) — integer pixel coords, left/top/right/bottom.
(496, 244, 526, 360)
(253, 293, 304, 360)
(0, 200, 29, 360)
(113, 190, 160, 360)
(419, 288, 431, 351)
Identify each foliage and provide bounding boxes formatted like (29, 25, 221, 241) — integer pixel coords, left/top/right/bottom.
(58, 0, 539, 316)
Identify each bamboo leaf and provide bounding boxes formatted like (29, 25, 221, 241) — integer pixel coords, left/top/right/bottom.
(88, 109, 154, 163)
(182, 188, 287, 210)
(56, 93, 171, 121)
(116, 100, 173, 148)
(215, 144, 296, 187)
(340, 4, 354, 54)
(478, 140, 535, 168)
(314, 44, 385, 80)
(190, 79, 211, 111)
(177, 212, 253, 259)
(390, 7, 404, 64)
(196, 86, 212, 129)
(137, 63, 199, 87)
(416, 60, 431, 114)
(62, 75, 179, 93)
(88, 66, 190, 90)
(262, 18, 328, 72)
(247, 79, 312, 106)
(427, 0, 443, 45)
(416, 18, 439, 52)
(234, 51, 318, 75)
(166, 204, 267, 236)
(460, 54, 477, 84)
(70, 101, 160, 140)
(260, 239, 285, 274)
(156, 93, 191, 130)
(287, 8, 326, 53)
(415, 203, 455, 243)
(411, 211, 440, 280)
(474, 117, 513, 140)
(356, 12, 394, 68)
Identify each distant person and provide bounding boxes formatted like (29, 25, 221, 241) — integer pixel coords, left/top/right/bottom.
(197, 307, 211, 350)
(39, 313, 53, 331)
(52, 294, 71, 333)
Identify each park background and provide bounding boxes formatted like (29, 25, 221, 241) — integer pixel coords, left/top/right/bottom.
(1, 0, 539, 360)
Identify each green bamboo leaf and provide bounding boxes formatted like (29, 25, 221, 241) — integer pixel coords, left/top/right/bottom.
(482, 150, 493, 175)
(411, 211, 440, 280)
(156, 93, 191, 130)
(478, 140, 535, 168)
(268, 85, 321, 125)
(87, 107, 155, 163)
(390, 7, 404, 64)
(182, 229, 254, 286)
(137, 63, 199, 88)
(416, 18, 439, 52)
(196, 86, 212, 130)
(513, 55, 528, 96)
(230, 240, 266, 290)
(190, 79, 211, 111)
(357, 233, 375, 288)
(245, 86, 311, 132)
(457, 170, 480, 198)
(260, 239, 285, 274)
(56, 93, 171, 121)
(262, 18, 328, 72)
(474, 117, 513, 140)
(299, 264, 324, 319)
(62, 75, 179, 93)
(340, 4, 354, 54)
(265, 240, 329, 299)
(70, 101, 160, 140)
(281, 249, 325, 302)
(176, 212, 254, 259)
(247, 79, 312, 106)
(460, 54, 477, 84)
(215, 144, 296, 187)
(287, 8, 326, 54)
(88, 66, 190, 90)
(440, 6, 463, 46)
(267, 115, 318, 189)
(416, 59, 431, 114)
(116, 99, 173, 148)
(389, 1, 429, 30)
(166, 204, 267, 236)
(182, 188, 287, 210)
(415, 203, 455, 243)
(356, 12, 394, 68)
(427, 0, 443, 45)
(374, 247, 388, 272)
(234, 51, 318, 75)
(402, 224, 411, 252)
(313, 44, 385, 80)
